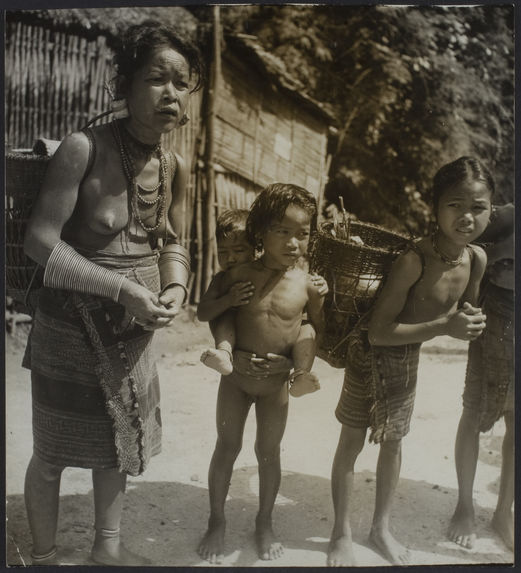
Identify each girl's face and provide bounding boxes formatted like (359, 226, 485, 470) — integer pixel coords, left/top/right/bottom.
(217, 233, 254, 271)
(261, 205, 312, 270)
(125, 46, 191, 139)
(436, 180, 492, 246)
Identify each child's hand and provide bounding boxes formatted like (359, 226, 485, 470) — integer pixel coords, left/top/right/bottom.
(447, 303, 486, 340)
(310, 273, 329, 296)
(227, 281, 255, 307)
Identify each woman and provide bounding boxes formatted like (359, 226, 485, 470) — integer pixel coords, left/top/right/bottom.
(22, 21, 202, 565)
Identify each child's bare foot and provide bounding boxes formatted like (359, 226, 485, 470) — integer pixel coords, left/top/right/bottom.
(255, 517, 283, 560)
(197, 518, 226, 564)
(369, 527, 410, 565)
(327, 535, 356, 566)
(289, 370, 320, 397)
(200, 348, 233, 375)
(447, 506, 476, 549)
(91, 532, 152, 566)
(491, 509, 514, 551)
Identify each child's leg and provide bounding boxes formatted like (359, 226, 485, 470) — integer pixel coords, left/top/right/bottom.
(289, 322, 320, 397)
(327, 424, 367, 567)
(198, 379, 252, 563)
(370, 438, 410, 565)
(90, 468, 151, 566)
(24, 454, 64, 563)
(447, 407, 480, 548)
(253, 384, 289, 560)
(491, 409, 514, 550)
(200, 314, 235, 375)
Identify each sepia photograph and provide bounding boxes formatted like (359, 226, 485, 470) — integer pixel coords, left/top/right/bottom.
(4, 2, 515, 567)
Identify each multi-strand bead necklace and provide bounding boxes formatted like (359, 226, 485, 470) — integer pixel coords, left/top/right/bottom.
(111, 119, 168, 233)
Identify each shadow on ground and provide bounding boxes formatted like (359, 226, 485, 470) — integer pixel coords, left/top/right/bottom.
(7, 463, 512, 567)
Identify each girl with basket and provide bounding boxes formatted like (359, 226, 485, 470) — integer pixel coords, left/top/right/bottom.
(22, 21, 202, 565)
(327, 157, 492, 566)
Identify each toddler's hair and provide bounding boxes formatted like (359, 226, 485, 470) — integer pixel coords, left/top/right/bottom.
(215, 209, 249, 243)
(246, 183, 318, 247)
(432, 156, 495, 213)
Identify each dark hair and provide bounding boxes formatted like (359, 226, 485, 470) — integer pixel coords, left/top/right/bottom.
(216, 209, 249, 243)
(246, 183, 318, 247)
(114, 20, 203, 93)
(432, 156, 495, 213)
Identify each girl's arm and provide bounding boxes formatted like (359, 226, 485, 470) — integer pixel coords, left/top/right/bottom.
(459, 245, 487, 307)
(368, 249, 444, 346)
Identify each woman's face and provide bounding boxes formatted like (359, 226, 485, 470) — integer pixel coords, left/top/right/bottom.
(125, 46, 191, 139)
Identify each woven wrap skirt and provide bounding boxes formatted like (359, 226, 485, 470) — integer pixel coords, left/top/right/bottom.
(463, 282, 514, 432)
(335, 328, 421, 443)
(23, 251, 162, 476)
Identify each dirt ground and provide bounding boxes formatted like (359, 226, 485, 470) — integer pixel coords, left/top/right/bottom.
(5, 307, 514, 567)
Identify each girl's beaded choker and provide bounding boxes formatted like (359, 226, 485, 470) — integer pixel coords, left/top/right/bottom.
(431, 232, 464, 266)
(111, 119, 167, 233)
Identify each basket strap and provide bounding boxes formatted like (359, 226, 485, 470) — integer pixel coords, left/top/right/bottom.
(80, 127, 96, 185)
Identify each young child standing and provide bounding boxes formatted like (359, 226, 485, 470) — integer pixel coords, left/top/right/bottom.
(327, 156, 493, 566)
(197, 183, 325, 563)
(198, 209, 324, 396)
(448, 202, 514, 551)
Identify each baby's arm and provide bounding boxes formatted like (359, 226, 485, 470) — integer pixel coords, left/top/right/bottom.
(196, 273, 254, 322)
(368, 250, 486, 346)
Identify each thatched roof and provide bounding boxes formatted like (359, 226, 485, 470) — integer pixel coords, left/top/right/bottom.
(226, 34, 336, 125)
(6, 7, 198, 42)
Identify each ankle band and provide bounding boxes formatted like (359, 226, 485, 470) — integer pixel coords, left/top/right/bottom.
(31, 546, 57, 563)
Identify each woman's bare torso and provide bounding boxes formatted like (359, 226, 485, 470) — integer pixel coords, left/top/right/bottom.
(62, 124, 172, 254)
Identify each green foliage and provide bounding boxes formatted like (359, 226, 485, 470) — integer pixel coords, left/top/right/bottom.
(204, 5, 514, 234)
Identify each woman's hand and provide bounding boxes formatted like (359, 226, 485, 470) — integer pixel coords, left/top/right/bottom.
(247, 353, 294, 377)
(118, 279, 178, 331)
(159, 284, 186, 320)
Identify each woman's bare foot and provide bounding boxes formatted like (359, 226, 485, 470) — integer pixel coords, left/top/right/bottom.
(91, 538, 152, 566)
(200, 349, 233, 375)
(447, 505, 476, 549)
(289, 370, 320, 397)
(255, 517, 283, 560)
(369, 527, 410, 565)
(491, 509, 514, 551)
(197, 518, 226, 564)
(327, 534, 357, 566)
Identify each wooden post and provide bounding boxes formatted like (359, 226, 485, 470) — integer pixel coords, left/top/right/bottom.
(203, 5, 221, 292)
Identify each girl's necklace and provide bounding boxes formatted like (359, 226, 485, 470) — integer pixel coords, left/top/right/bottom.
(111, 119, 167, 233)
(431, 233, 464, 266)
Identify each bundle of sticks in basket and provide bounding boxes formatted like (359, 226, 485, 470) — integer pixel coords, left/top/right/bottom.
(310, 201, 409, 368)
(5, 153, 51, 312)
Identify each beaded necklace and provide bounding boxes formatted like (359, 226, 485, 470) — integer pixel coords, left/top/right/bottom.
(431, 232, 464, 266)
(111, 119, 168, 233)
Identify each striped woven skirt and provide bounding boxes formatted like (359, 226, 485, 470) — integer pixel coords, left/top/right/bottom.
(23, 252, 162, 476)
(335, 328, 421, 443)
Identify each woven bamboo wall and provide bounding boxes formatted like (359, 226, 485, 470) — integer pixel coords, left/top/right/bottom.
(213, 53, 329, 198)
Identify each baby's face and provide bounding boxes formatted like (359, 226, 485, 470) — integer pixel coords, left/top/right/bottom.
(217, 233, 254, 271)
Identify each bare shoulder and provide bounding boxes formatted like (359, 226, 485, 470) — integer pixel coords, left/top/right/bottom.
(468, 243, 487, 272)
(388, 241, 424, 284)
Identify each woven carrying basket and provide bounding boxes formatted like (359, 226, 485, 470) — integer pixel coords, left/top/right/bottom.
(5, 153, 50, 312)
(310, 219, 409, 368)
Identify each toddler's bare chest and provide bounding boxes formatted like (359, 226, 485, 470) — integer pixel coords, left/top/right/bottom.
(249, 278, 308, 320)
